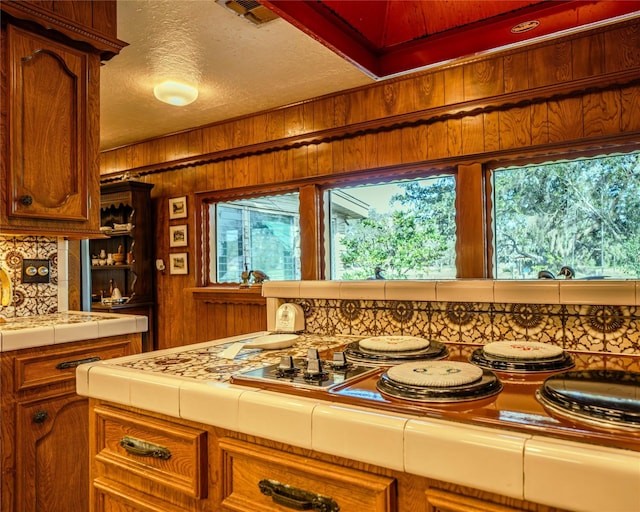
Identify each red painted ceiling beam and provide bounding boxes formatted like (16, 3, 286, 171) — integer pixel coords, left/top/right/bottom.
(261, 1, 640, 78)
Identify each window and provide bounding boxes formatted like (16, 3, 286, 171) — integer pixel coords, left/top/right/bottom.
(208, 193, 301, 283)
(326, 175, 457, 280)
(493, 152, 640, 279)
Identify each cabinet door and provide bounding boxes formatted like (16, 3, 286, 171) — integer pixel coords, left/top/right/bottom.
(5, 24, 96, 227)
(15, 393, 89, 512)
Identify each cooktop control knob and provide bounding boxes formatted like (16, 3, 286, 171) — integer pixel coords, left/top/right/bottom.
(331, 352, 349, 370)
(304, 357, 328, 381)
(307, 348, 320, 361)
(276, 355, 298, 377)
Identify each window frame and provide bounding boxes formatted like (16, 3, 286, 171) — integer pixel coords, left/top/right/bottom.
(321, 169, 459, 280)
(485, 149, 640, 280)
(196, 183, 302, 286)
(195, 143, 639, 285)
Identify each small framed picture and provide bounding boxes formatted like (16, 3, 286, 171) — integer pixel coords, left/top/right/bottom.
(169, 224, 188, 247)
(169, 196, 187, 219)
(169, 252, 188, 275)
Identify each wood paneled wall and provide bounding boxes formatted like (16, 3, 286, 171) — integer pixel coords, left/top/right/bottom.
(100, 20, 640, 350)
(189, 288, 267, 343)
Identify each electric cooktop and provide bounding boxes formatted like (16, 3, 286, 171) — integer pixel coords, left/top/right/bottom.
(231, 344, 640, 451)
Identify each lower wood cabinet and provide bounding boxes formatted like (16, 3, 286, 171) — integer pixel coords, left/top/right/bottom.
(15, 393, 90, 510)
(90, 403, 216, 512)
(0, 334, 142, 512)
(92, 404, 209, 509)
(88, 402, 571, 512)
(424, 487, 534, 512)
(219, 438, 395, 512)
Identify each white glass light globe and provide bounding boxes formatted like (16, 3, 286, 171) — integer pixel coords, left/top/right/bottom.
(153, 81, 198, 106)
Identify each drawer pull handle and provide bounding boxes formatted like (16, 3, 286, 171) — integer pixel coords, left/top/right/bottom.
(258, 479, 339, 512)
(119, 436, 171, 460)
(20, 195, 33, 206)
(33, 410, 48, 423)
(56, 356, 101, 370)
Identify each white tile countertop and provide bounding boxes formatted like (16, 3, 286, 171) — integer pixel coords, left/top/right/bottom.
(76, 332, 640, 512)
(0, 311, 148, 352)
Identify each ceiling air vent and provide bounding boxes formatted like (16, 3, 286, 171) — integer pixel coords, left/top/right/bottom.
(217, 0, 280, 26)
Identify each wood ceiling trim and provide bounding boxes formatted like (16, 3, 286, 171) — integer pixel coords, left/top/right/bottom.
(261, 1, 640, 78)
(101, 68, 640, 180)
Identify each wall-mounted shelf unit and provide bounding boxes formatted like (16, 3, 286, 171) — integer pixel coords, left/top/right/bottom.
(89, 181, 156, 350)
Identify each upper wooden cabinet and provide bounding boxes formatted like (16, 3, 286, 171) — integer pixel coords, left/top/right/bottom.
(0, 1, 125, 237)
(5, 25, 94, 225)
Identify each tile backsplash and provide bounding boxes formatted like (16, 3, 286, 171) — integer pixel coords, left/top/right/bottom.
(295, 299, 639, 354)
(264, 281, 640, 355)
(0, 236, 68, 318)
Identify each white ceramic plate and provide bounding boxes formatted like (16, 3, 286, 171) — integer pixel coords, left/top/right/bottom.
(245, 333, 299, 349)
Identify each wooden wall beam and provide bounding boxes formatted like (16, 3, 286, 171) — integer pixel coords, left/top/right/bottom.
(456, 163, 487, 278)
(299, 185, 321, 280)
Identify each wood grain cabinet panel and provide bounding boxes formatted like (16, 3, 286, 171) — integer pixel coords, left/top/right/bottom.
(0, 335, 142, 512)
(93, 477, 191, 512)
(3, 24, 99, 234)
(219, 438, 396, 512)
(15, 393, 90, 511)
(93, 405, 208, 499)
(425, 487, 542, 512)
(88, 401, 575, 512)
(13, 338, 135, 392)
(1, 0, 123, 234)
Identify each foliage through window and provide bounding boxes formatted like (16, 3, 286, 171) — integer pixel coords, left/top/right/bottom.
(209, 193, 301, 283)
(327, 176, 457, 280)
(493, 152, 640, 279)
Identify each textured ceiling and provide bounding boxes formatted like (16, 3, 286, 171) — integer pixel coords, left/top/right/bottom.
(99, 0, 373, 150)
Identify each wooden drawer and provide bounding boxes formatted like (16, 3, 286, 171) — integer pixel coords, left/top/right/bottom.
(12, 336, 138, 392)
(219, 438, 396, 512)
(93, 405, 208, 499)
(93, 477, 192, 512)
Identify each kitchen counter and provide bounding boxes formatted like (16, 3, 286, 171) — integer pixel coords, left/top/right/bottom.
(76, 333, 640, 512)
(0, 311, 148, 352)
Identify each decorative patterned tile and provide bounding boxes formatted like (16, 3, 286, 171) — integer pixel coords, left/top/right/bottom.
(601, 306, 639, 354)
(431, 308, 462, 343)
(524, 314, 563, 346)
(459, 311, 492, 344)
(117, 334, 352, 381)
(383, 300, 416, 333)
(351, 303, 381, 336)
(0, 236, 62, 319)
(604, 353, 640, 371)
(274, 288, 638, 356)
(298, 298, 323, 333)
(408, 308, 431, 338)
(491, 310, 517, 342)
(564, 310, 605, 352)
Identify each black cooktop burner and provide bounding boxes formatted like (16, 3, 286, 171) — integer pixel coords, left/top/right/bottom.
(536, 370, 640, 432)
(470, 347, 575, 373)
(344, 340, 448, 367)
(377, 367, 503, 403)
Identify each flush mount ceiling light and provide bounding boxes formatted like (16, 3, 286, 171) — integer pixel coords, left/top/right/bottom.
(153, 81, 199, 106)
